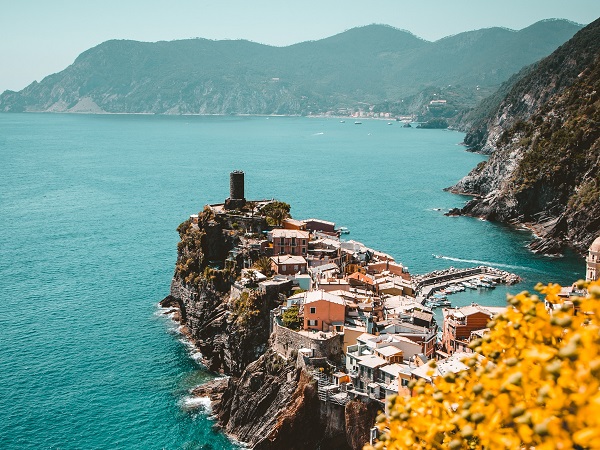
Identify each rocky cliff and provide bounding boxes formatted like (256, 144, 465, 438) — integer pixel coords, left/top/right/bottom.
(448, 18, 600, 255)
(162, 205, 379, 449)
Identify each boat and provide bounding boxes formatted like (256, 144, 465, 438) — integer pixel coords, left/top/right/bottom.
(340, 120, 345, 123)
(354, 121, 362, 125)
(338, 227, 350, 235)
(387, 122, 393, 125)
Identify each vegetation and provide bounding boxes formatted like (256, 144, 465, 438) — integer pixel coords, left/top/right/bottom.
(260, 201, 291, 226)
(0, 21, 581, 116)
(253, 256, 273, 277)
(368, 280, 600, 450)
(282, 305, 302, 331)
(233, 291, 263, 326)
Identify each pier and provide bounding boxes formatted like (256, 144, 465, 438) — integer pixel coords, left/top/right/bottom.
(413, 266, 521, 304)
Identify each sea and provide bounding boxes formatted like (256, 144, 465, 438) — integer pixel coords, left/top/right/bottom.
(0, 113, 584, 449)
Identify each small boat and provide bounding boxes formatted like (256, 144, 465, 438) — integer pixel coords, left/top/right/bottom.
(340, 120, 345, 123)
(354, 121, 362, 125)
(387, 122, 393, 125)
(338, 227, 350, 235)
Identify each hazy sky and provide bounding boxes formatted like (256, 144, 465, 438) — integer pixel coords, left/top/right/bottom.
(1, 0, 599, 93)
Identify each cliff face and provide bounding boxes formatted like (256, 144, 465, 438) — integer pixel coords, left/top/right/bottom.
(162, 206, 279, 376)
(164, 206, 378, 448)
(449, 18, 600, 255)
(458, 18, 599, 154)
(211, 350, 377, 450)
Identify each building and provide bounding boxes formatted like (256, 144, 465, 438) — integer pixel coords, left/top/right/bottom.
(586, 235, 600, 281)
(302, 290, 346, 332)
(441, 304, 506, 355)
(270, 255, 307, 275)
(272, 229, 310, 256)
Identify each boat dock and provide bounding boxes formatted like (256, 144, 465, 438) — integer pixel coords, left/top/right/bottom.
(412, 266, 521, 305)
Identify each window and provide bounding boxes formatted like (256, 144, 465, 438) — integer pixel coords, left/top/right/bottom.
(308, 319, 318, 326)
(302, 248, 306, 254)
(302, 239, 306, 246)
(310, 307, 316, 314)
(281, 265, 286, 271)
(291, 237, 296, 246)
(294, 265, 298, 271)
(280, 237, 285, 246)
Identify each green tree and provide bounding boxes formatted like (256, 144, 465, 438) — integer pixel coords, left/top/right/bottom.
(253, 256, 273, 277)
(260, 201, 291, 226)
(282, 305, 302, 331)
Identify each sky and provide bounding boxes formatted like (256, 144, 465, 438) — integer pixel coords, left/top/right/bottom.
(1, 0, 599, 93)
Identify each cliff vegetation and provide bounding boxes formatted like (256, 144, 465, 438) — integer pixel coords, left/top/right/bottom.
(0, 21, 581, 118)
(449, 18, 600, 254)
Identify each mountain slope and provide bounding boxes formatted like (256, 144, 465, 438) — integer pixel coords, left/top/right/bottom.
(449, 18, 600, 254)
(0, 20, 582, 115)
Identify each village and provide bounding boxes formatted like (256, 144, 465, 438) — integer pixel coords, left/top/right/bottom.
(191, 171, 595, 410)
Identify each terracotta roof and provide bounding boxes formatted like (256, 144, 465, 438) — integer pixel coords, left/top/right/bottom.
(348, 272, 374, 285)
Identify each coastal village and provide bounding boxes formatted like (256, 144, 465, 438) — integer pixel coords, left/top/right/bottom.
(171, 171, 600, 447)
(185, 172, 562, 410)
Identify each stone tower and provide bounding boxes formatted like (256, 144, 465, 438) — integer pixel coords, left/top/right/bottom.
(586, 235, 600, 281)
(224, 170, 246, 210)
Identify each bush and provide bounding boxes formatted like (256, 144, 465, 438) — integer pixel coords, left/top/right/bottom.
(368, 280, 600, 450)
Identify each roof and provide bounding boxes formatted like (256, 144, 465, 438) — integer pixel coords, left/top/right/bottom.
(443, 303, 506, 319)
(591, 235, 600, 253)
(348, 272, 375, 285)
(379, 363, 411, 378)
(303, 218, 336, 227)
(282, 218, 305, 227)
(412, 310, 433, 322)
(357, 354, 388, 369)
(272, 229, 310, 239)
(304, 290, 345, 306)
(310, 263, 340, 273)
(271, 255, 307, 265)
(376, 346, 404, 357)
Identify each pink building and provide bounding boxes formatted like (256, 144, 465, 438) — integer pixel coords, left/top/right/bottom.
(272, 229, 309, 256)
(270, 255, 307, 275)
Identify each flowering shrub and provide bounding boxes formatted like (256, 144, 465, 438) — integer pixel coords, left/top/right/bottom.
(367, 280, 600, 450)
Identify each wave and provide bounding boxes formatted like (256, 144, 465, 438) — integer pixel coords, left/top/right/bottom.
(312, 132, 324, 136)
(180, 395, 212, 412)
(432, 254, 536, 272)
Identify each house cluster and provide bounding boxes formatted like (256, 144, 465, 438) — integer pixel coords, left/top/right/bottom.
(204, 173, 521, 406)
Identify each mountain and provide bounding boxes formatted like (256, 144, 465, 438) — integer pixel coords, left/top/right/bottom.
(0, 20, 582, 116)
(448, 18, 600, 255)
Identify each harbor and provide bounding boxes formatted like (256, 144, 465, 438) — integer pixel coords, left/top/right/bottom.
(412, 266, 522, 308)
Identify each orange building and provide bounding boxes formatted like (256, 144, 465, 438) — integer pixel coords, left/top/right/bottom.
(303, 290, 346, 332)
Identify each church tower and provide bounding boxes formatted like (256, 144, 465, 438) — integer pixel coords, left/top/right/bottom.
(586, 236, 600, 281)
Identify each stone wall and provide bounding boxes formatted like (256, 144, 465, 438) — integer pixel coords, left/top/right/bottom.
(272, 321, 343, 361)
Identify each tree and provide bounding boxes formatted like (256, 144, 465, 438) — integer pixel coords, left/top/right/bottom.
(260, 201, 291, 226)
(253, 256, 273, 277)
(282, 305, 302, 331)
(368, 280, 600, 450)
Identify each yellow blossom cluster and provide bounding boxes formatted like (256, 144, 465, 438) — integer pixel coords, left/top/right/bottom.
(367, 280, 600, 450)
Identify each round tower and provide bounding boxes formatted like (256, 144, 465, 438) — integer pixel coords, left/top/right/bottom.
(230, 170, 245, 200)
(224, 170, 246, 210)
(586, 235, 600, 281)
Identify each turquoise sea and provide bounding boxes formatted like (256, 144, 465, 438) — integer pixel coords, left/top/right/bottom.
(0, 114, 584, 449)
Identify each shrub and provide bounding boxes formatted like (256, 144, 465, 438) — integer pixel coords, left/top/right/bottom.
(368, 280, 600, 450)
